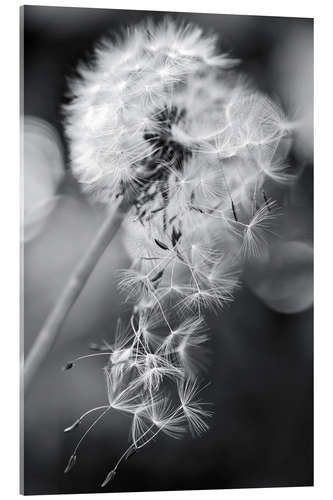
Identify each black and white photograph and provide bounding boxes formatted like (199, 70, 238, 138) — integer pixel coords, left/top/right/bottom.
(21, 4, 313, 496)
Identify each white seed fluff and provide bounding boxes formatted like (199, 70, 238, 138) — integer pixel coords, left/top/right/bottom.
(64, 18, 294, 486)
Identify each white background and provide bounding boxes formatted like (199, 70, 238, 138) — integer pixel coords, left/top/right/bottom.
(1, 0, 330, 499)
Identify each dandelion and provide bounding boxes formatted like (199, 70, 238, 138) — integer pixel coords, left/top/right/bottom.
(22, 17, 294, 487)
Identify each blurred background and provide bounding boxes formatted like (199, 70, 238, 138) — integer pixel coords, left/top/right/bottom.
(22, 6, 313, 495)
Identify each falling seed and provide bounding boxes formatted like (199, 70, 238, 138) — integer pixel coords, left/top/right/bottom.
(64, 419, 81, 433)
(64, 454, 77, 474)
(101, 469, 116, 488)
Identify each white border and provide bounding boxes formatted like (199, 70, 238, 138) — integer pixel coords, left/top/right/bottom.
(1, 1, 331, 499)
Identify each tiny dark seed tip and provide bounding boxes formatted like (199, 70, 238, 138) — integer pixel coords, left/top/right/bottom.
(63, 362, 75, 371)
(154, 238, 169, 251)
(171, 226, 182, 247)
(231, 200, 238, 222)
(151, 269, 164, 283)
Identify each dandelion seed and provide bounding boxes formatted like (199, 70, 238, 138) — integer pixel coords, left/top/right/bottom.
(178, 378, 212, 436)
(241, 201, 280, 258)
(131, 406, 155, 448)
(101, 469, 116, 488)
(145, 397, 186, 439)
(64, 419, 81, 433)
(64, 453, 77, 474)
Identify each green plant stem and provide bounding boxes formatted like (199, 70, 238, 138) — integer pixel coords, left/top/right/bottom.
(24, 196, 132, 394)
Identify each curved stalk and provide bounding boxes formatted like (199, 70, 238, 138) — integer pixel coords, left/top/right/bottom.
(24, 196, 132, 393)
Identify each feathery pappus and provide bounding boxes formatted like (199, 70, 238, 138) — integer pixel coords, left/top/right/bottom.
(63, 17, 295, 488)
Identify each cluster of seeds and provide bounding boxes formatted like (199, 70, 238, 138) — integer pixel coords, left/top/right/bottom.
(64, 18, 294, 487)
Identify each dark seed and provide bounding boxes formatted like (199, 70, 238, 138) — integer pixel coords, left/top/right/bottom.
(171, 226, 181, 247)
(231, 200, 238, 222)
(151, 269, 164, 282)
(63, 361, 75, 371)
(154, 239, 169, 251)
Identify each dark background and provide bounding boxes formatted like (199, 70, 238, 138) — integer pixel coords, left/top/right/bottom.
(22, 6, 313, 495)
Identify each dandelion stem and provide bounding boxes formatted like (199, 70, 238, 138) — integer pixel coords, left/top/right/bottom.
(24, 195, 132, 393)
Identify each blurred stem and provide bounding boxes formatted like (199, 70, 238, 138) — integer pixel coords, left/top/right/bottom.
(24, 196, 132, 394)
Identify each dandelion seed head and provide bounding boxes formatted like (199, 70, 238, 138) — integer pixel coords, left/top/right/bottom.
(64, 18, 240, 205)
(64, 17, 294, 480)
